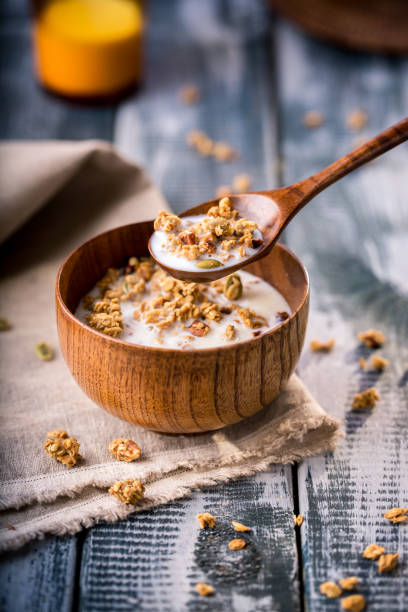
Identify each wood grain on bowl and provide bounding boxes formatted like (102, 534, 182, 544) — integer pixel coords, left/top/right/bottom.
(56, 221, 309, 433)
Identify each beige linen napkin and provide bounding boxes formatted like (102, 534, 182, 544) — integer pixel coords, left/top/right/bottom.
(0, 141, 340, 553)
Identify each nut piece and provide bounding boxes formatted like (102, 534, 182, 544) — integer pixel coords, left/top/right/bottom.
(302, 110, 324, 128)
(378, 552, 398, 573)
(346, 109, 368, 132)
(195, 259, 223, 269)
(196, 512, 215, 529)
(179, 231, 197, 245)
(195, 583, 214, 597)
(228, 538, 246, 550)
(310, 338, 335, 352)
(224, 274, 243, 300)
(362, 543, 385, 560)
(357, 329, 386, 348)
(232, 521, 251, 532)
(44, 430, 81, 467)
(352, 387, 380, 410)
(341, 594, 366, 612)
(371, 355, 388, 371)
(384, 507, 408, 524)
(109, 439, 141, 462)
(293, 514, 304, 527)
(108, 479, 145, 505)
(35, 341, 54, 361)
(189, 320, 210, 337)
(0, 317, 11, 331)
(320, 581, 342, 598)
(339, 576, 359, 590)
(179, 84, 200, 105)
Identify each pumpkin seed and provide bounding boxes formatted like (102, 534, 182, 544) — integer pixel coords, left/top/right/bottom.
(224, 274, 243, 300)
(195, 259, 223, 269)
(35, 341, 54, 361)
(0, 317, 10, 331)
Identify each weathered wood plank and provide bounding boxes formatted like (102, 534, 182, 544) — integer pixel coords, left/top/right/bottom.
(0, 536, 77, 612)
(80, 2, 300, 610)
(276, 20, 408, 611)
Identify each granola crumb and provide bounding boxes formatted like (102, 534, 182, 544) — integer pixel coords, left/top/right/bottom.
(187, 130, 239, 161)
(277, 311, 290, 322)
(346, 109, 368, 132)
(371, 354, 388, 371)
(215, 185, 232, 198)
(44, 430, 81, 467)
(352, 387, 380, 410)
(0, 317, 11, 331)
(224, 324, 235, 340)
(179, 84, 200, 105)
(196, 512, 215, 529)
(357, 328, 386, 348)
(195, 583, 214, 597)
(228, 538, 246, 550)
(384, 507, 408, 524)
(35, 341, 54, 361)
(6, 524, 16, 531)
(362, 543, 385, 560)
(339, 576, 359, 591)
(108, 479, 145, 505)
(310, 338, 335, 352)
(341, 594, 366, 611)
(109, 438, 141, 462)
(232, 521, 251, 532)
(319, 581, 342, 598)
(293, 514, 304, 527)
(378, 552, 398, 573)
(359, 357, 367, 370)
(233, 173, 252, 192)
(302, 110, 324, 128)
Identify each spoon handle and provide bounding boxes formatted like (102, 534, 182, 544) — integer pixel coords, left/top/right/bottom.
(269, 116, 408, 216)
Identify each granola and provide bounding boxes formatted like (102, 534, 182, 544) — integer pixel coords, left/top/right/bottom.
(339, 577, 359, 590)
(179, 84, 200, 105)
(187, 130, 239, 161)
(346, 109, 368, 132)
(357, 329, 386, 348)
(319, 581, 342, 598)
(362, 543, 385, 560)
(44, 430, 81, 467)
(384, 507, 408, 524)
(109, 438, 141, 462)
(302, 110, 324, 128)
(0, 317, 11, 331)
(233, 173, 252, 192)
(195, 583, 214, 596)
(378, 552, 398, 573)
(108, 479, 145, 505)
(293, 514, 304, 527)
(196, 512, 215, 529)
(352, 387, 380, 410)
(341, 594, 366, 611)
(228, 538, 246, 550)
(310, 338, 335, 352)
(371, 354, 388, 371)
(232, 521, 251, 532)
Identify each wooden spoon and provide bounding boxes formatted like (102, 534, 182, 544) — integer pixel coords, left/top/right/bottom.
(149, 117, 408, 282)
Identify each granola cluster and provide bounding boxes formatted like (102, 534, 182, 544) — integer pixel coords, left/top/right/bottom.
(108, 479, 145, 505)
(108, 438, 141, 462)
(187, 130, 239, 161)
(352, 387, 380, 410)
(44, 430, 81, 467)
(153, 197, 263, 264)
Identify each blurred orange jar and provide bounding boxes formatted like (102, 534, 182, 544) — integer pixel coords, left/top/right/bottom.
(33, 0, 144, 99)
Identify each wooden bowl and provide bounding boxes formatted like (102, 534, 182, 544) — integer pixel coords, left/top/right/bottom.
(56, 221, 309, 433)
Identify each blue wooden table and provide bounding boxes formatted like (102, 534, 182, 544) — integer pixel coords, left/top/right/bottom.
(1, 1, 408, 610)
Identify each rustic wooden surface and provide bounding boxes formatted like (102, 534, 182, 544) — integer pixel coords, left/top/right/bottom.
(1, 0, 408, 610)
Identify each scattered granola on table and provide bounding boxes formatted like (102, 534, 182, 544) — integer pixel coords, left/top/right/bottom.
(357, 328, 386, 348)
(293, 514, 304, 527)
(232, 521, 251, 532)
(359, 357, 367, 370)
(187, 130, 239, 161)
(233, 173, 252, 192)
(310, 338, 335, 352)
(341, 594, 366, 612)
(179, 84, 200, 105)
(339, 576, 359, 591)
(108, 479, 145, 505)
(0, 317, 11, 331)
(228, 538, 246, 550)
(35, 341, 54, 361)
(352, 387, 380, 410)
(371, 354, 388, 371)
(384, 507, 408, 524)
(195, 583, 214, 597)
(319, 581, 342, 598)
(44, 430, 81, 467)
(196, 512, 215, 529)
(362, 543, 385, 560)
(6, 525, 16, 531)
(378, 552, 398, 573)
(346, 109, 368, 132)
(109, 438, 141, 462)
(302, 110, 325, 128)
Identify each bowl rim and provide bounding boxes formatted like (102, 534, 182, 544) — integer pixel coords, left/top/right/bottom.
(56, 222, 310, 354)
